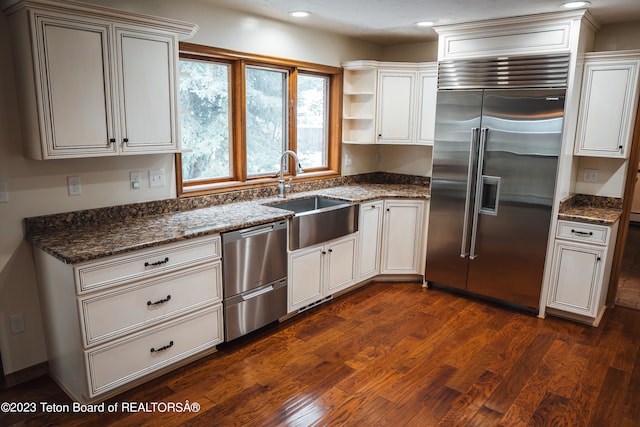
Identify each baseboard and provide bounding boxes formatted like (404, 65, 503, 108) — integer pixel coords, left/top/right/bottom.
(1, 362, 49, 389)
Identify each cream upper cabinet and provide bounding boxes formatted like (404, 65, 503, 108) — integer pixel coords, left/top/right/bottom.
(2, 0, 197, 159)
(377, 69, 416, 144)
(574, 52, 640, 159)
(117, 28, 178, 154)
(34, 15, 118, 157)
(416, 66, 438, 145)
(342, 61, 377, 144)
(342, 61, 436, 145)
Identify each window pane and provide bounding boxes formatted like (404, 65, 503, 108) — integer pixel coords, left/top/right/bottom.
(297, 74, 328, 169)
(245, 66, 287, 176)
(179, 59, 232, 181)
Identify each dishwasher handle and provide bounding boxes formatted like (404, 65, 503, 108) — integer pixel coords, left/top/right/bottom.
(223, 220, 287, 244)
(242, 285, 274, 301)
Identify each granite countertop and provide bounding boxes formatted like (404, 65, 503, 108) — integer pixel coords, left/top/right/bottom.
(27, 183, 430, 264)
(558, 194, 622, 225)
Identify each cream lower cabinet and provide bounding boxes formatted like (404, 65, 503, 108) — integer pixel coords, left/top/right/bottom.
(288, 233, 358, 312)
(357, 199, 428, 280)
(546, 220, 619, 326)
(33, 235, 223, 403)
(380, 199, 427, 275)
(3, 0, 196, 159)
(358, 200, 384, 281)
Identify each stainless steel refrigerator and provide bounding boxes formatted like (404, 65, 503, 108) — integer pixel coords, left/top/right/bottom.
(426, 87, 566, 311)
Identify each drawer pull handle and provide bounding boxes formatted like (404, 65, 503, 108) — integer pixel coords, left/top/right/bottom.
(144, 257, 169, 267)
(147, 295, 171, 306)
(571, 229, 593, 237)
(150, 341, 173, 353)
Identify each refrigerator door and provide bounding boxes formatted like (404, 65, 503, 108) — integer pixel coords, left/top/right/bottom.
(466, 89, 565, 310)
(426, 90, 483, 290)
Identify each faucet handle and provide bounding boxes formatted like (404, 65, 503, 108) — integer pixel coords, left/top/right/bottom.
(286, 177, 292, 189)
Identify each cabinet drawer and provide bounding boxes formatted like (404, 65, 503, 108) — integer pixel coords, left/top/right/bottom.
(86, 305, 223, 398)
(74, 235, 221, 294)
(79, 261, 222, 346)
(556, 221, 609, 245)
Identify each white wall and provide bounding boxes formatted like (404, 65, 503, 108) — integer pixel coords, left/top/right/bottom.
(0, 0, 380, 376)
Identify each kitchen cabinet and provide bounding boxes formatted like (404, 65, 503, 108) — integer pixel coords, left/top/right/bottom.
(574, 52, 640, 159)
(357, 199, 428, 280)
(377, 69, 416, 144)
(342, 61, 377, 144)
(341, 61, 437, 145)
(2, 0, 197, 159)
(33, 235, 223, 403)
(380, 199, 427, 275)
(546, 220, 619, 326)
(416, 66, 438, 145)
(358, 200, 384, 281)
(288, 233, 358, 312)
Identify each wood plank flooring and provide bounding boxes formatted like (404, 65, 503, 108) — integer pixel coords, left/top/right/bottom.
(2, 282, 640, 426)
(616, 222, 640, 309)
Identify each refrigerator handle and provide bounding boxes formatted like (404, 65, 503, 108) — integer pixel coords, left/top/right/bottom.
(470, 127, 488, 260)
(460, 127, 479, 258)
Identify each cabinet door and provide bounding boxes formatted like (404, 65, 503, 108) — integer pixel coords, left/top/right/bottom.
(574, 59, 640, 158)
(377, 71, 416, 144)
(35, 16, 118, 157)
(381, 200, 424, 274)
(288, 245, 324, 312)
(326, 234, 357, 295)
(117, 28, 178, 153)
(547, 241, 603, 317)
(416, 69, 438, 145)
(358, 201, 383, 280)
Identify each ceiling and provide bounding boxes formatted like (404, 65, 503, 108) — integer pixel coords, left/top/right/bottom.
(197, 0, 640, 45)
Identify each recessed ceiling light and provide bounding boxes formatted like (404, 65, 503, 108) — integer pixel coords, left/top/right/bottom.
(415, 21, 434, 27)
(289, 11, 311, 18)
(561, 1, 590, 9)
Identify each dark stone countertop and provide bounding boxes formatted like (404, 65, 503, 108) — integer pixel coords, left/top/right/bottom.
(558, 194, 622, 226)
(26, 184, 430, 264)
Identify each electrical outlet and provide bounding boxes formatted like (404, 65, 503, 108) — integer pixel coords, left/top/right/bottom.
(9, 313, 25, 334)
(344, 154, 353, 166)
(67, 176, 81, 196)
(149, 169, 165, 188)
(583, 169, 599, 183)
(130, 171, 142, 190)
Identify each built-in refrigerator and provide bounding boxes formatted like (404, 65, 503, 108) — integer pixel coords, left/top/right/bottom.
(426, 74, 567, 311)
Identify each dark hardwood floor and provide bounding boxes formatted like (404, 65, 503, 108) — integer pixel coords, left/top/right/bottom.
(2, 282, 640, 426)
(616, 222, 640, 310)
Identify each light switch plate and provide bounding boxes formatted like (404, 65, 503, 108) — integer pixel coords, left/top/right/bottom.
(149, 169, 165, 188)
(67, 176, 81, 196)
(130, 171, 141, 190)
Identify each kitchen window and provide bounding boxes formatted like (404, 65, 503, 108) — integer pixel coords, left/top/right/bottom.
(177, 43, 342, 196)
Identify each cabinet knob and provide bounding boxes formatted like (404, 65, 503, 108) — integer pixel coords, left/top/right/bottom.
(123, 138, 129, 144)
(109, 138, 116, 144)
(322, 251, 327, 255)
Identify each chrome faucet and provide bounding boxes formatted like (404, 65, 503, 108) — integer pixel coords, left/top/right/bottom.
(277, 150, 303, 198)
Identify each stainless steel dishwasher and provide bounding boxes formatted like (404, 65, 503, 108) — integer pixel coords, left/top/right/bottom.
(222, 220, 287, 341)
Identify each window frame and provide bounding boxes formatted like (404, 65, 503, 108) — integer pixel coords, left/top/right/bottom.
(177, 43, 343, 197)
